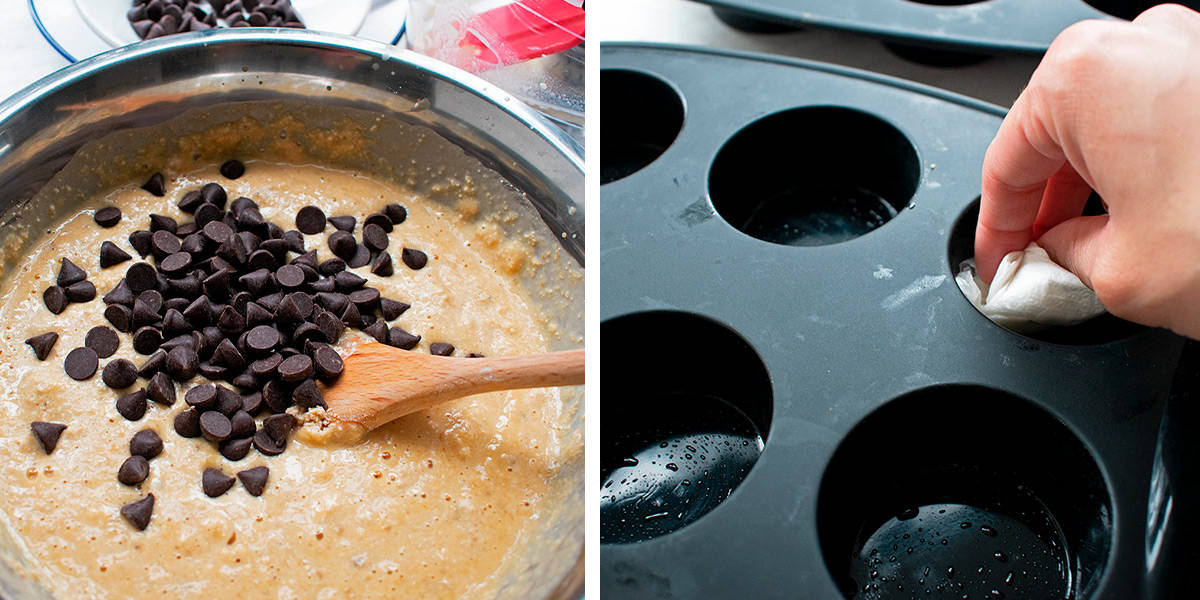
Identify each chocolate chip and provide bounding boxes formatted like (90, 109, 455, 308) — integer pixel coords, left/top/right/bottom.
(277, 354, 313, 383)
(339, 303, 363, 329)
(384, 203, 407, 224)
(94, 206, 122, 227)
(247, 249, 278, 271)
(211, 339, 245, 371)
(362, 223, 389, 251)
(215, 385, 243, 416)
(173, 408, 201, 438)
(240, 302, 270, 328)
(132, 326, 163, 355)
(326, 235, 357, 265)
(141, 173, 166, 196)
(118, 455, 150, 486)
(249, 356, 282, 381)
(42, 286, 67, 314)
(272, 265, 303, 290)
(347, 244, 371, 268)
(64, 280, 96, 303)
(202, 220, 234, 245)
(246, 325, 280, 353)
(219, 437, 253, 461)
(275, 292, 313, 323)
(99, 241, 132, 268)
(176, 191, 203, 215)
(202, 468, 236, 497)
(333, 270, 366, 291)
(238, 391, 262, 414)
(387, 327, 421, 350)
(126, 263, 158, 293)
(328, 216, 355, 232)
(291, 205, 325, 235)
(200, 411, 232, 442)
(82, 326, 118, 358)
(103, 359, 139, 389)
(120, 494, 155, 530)
(151, 230, 181, 258)
(430, 342, 455, 356)
(147, 372, 176, 406)
(148, 213, 177, 233)
(364, 212, 393, 233)
(292, 379, 325, 409)
(194, 203, 222, 228)
(129, 429, 163, 459)
(53, 259, 85, 288)
(348, 287, 380, 309)
(164, 345, 199, 381)
(262, 380, 290, 413)
(115, 389, 148, 421)
(401, 248, 428, 270)
(184, 384, 217, 411)
(103, 280, 135, 305)
(225, 411, 253, 440)
(64, 347, 99, 380)
(157, 252, 190, 275)
(352, 317, 384, 341)
(182, 296, 213, 327)
(307, 346, 343, 382)
(237, 466, 269, 496)
(137, 351, 166, 379)
(318, 258, 346, 276)
(370, 251, 393, 276)
(201, 182, 227, 209)
(220, 159, 245, 179)
(262, 413, 296, 444)
(132, 19, 154, 37)
(25, 332, 58, 361)
(380, 298, 410, 321)
(31, 422, 66, 454)
(284, 230, 305, 253)
(217, 306, 246, 337)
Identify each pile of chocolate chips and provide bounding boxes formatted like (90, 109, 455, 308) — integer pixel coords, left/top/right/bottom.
(127, 0, 305, 41)
(26, 159, 461, 531)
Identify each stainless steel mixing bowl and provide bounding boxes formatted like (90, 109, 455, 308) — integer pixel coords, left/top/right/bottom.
(0, 29, 583, 600)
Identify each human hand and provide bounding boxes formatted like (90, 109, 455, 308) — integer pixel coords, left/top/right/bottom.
(975, 4, 1200, 338)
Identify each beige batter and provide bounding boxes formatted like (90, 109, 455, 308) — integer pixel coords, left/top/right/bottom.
(0, 162, 580, 599)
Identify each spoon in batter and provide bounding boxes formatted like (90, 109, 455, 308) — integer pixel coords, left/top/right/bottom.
(319, 342, 584, 442)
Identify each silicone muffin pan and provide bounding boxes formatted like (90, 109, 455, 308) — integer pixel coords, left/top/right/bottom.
(692, 0, 1200, 55)
(600, 42, 1193, 599)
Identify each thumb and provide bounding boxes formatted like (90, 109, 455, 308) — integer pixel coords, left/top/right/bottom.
(1036, 214, 1110, 290)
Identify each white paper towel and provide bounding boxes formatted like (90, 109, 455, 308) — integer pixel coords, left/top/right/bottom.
(956, 242, 1106, 332)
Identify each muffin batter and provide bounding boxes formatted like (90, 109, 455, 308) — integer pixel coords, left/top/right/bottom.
(0, 160, 581, 599)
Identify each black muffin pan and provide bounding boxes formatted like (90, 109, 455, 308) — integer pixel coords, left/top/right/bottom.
(600, 42, 1194, 599)
(693, 0, 1200, 56)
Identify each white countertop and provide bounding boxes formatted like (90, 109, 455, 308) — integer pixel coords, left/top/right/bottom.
(0, 0, 72, 101)
(594, 0, 1042, 108)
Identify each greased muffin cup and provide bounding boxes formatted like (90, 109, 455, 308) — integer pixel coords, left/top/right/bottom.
(600, 42, 1191, 600)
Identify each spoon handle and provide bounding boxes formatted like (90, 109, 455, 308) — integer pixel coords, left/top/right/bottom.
(446, 348, 586, 393)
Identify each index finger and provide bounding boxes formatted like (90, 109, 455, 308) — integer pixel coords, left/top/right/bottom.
(975, 90, 1067, 283)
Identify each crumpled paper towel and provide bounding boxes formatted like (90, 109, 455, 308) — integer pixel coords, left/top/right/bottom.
(955, 242, 1106, 332)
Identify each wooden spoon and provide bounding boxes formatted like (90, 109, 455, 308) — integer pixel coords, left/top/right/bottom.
(318, 342, 585, 442)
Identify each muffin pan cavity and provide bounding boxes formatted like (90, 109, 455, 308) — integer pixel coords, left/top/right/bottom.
(601, 43, 1190, 599)
(817, 385, 1111, 599)
(601, 70, 686, 185)
(947, 198, 1144, 345)
(709, 107, 919, 246)
(600, 311, 771, 544)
